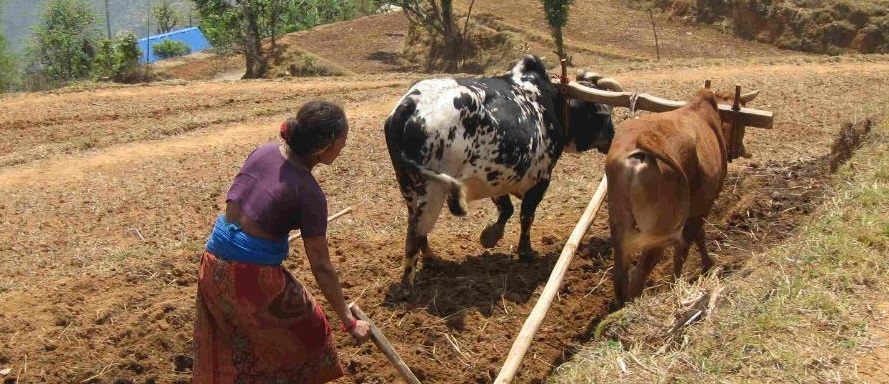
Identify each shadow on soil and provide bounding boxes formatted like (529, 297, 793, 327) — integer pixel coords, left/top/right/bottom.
(382, 248, 568, 328)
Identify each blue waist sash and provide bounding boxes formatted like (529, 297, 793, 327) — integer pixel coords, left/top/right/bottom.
(205, 215, 289, 265)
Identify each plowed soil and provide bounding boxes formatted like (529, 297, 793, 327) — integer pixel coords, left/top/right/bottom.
(1, 5, 889, 384)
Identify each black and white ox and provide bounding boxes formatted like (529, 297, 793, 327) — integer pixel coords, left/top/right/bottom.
(384, 55, 622, 286)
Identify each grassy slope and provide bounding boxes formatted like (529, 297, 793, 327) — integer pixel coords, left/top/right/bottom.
(551, 117, 889, 382)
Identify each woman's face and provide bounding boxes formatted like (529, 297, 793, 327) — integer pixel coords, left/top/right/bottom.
(317, 125, 348, 165)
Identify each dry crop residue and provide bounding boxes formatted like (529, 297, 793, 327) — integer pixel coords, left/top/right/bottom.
(0, 59, 888, 384)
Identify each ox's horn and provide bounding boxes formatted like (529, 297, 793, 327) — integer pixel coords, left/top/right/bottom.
(740, 90, 760, 104)
(596, 77, 624, 92)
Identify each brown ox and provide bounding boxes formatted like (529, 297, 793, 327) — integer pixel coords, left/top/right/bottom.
(605, 88, 758, 304)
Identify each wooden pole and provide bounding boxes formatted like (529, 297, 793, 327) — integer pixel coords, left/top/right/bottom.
(730, 84, 746, 162)
(560, 59, 571, 133)
(648, 10, 660, 61)
(494, 175, 609, 384)
(349, 303, 421, 384)
(288, 206, 354, 241)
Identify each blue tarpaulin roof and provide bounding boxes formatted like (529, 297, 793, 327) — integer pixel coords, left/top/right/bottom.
(137, 27, 212, 64)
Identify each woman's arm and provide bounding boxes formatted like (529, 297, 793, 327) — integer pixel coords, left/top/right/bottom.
(303, 235, 370, 343)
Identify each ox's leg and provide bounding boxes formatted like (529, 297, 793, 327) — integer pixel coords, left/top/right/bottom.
(401, 186, 447, 288)
(612, 235, 631, 306)
(627, 247, 665, 300)
(517, 179, 550, 262)
(672, 223, 696, 281)
(688, 217, 714, 274)
(480, 196, 513, 248)
(402, 213, 423, 287)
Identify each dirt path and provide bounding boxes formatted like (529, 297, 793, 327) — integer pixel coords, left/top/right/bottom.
(211, 70, 246, 81)
(0, 76, 415, 168)
(0, 98, 396, 191)
(616, 59, 889, 82)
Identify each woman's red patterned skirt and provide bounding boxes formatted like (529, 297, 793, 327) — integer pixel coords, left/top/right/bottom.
(193, 251, 344, 384)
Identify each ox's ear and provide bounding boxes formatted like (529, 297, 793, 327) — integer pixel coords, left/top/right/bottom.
(519, 54, 546, 74)
(740, 90, 760, 105)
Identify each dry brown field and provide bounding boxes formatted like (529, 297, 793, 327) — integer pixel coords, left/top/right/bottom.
(1, 2, 888, 383)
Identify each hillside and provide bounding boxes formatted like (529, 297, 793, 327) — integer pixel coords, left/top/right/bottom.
(162, 0, 796, 81)
(638, 0, 889, 54)
(1, 0, 194, 54)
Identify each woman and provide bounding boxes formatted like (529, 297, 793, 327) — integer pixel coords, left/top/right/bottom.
(194, 100, 370, 383)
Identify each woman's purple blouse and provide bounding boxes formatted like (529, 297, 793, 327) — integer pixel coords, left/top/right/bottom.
(226, 143, 328, 240)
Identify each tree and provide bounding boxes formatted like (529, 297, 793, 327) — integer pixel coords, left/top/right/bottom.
(114, 33, 142, 77)
(193, 0, 275, 78)
(90, 32, 143, 82)
(192, 0, 241, 51)
(153, 0, 182, 34)
(541, 0, 574, 62)
(91, 38, 116, 78)
(0, 42, 19, 93)
(396, 0, 468, 72)
(194, 0, 360, 79)
(30, 0, 99, 82)
(0, 4, 20, 91)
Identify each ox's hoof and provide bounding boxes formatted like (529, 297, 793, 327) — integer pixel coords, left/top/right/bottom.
(397, 285, 412, 300)
(608, 298, 626, 312)
(518, 249, 537, 263)
(398, 270, 416, 299)
(480, 223, 505, 248)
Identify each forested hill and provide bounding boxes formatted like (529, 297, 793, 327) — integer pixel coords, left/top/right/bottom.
(1, 0, 193, 54)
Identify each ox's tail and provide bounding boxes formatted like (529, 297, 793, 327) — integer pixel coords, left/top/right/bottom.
(634, 130, 690, 190)
(629, 129, 692, 234)
(384, 99, 469, 216)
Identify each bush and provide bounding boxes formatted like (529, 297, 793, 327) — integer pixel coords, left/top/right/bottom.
(91, 39, 117, 79)
(113, 33, 146, 82)
(153, 40, 192, 59)
(91, 33, 145, 83)
(0, 30, 19, 91)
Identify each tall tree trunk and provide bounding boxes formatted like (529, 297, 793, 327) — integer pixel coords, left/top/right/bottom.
(269, 0, 281, 66)
(441, 0, 455, 38)
(240, 1, 266, 79)
(439, 0, 463, 72)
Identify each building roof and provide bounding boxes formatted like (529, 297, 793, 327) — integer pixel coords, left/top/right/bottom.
(137, 27, 212, 64)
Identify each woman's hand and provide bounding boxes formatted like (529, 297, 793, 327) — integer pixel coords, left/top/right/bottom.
(348, 319, 371, 345)
(304, 236, 371, 346)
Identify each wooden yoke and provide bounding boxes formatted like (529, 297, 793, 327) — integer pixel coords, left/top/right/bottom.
(551, 79, 774, 129)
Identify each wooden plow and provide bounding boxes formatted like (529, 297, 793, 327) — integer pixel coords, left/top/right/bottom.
(492, 60, 775, 383)
(288, 208, 422, 383)
(350, 303, 422, 384)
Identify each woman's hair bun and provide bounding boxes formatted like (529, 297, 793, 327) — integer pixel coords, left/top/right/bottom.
(281, 101, 348, 156)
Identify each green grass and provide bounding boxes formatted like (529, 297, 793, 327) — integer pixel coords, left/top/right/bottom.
(550, 119, 889, 383)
